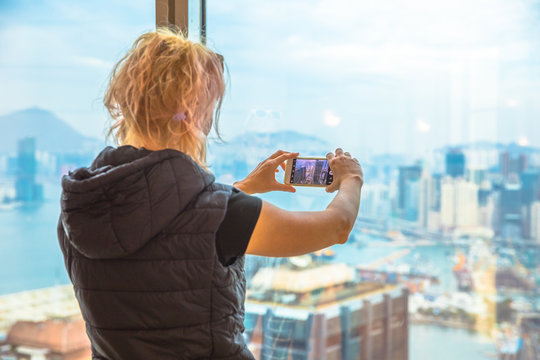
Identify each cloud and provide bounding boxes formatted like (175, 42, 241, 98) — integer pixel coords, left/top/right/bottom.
(74, 57, 113, 69)
(211, 0, 539, 77)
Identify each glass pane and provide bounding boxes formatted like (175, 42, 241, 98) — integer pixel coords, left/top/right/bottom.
(207, 1, 540, 359)
(0, 0, 154, 355)
(188, 0, 202, 42)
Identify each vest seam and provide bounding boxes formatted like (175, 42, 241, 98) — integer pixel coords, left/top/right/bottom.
(73, 282, 239, 292)
(108, 206, 129, 255)
(70, 256, 214, 261)
(85, 321, 212, 332)
(141, 167, 154, 238)
(167, 159, 185, 225)
(209, 247, 216, 359)
(74, 285, 214, 293)
(84, 312, 238, 332)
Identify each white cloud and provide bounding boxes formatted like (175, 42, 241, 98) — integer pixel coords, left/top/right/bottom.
(74, 57, 113, 69)
(213, 0, 538, 77)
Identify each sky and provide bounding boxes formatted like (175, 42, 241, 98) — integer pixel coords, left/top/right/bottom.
(1, 0, 540, 157)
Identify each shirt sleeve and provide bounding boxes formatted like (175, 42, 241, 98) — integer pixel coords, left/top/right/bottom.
(215, 187, 263, 266)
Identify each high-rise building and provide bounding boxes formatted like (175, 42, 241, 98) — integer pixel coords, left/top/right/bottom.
(245, 263, 409, 360)
(500, 181, 522, 238)
(15, 137, 43, 203)
(294, 166, 307, 184)
(440, 177, 479, 232)
(440, 178, 455, 231)
(404, 179, 420, 221)
(478, 181, 491, 207)
(466, 167, 487, 186)
(499, 151, 528, 178)
(398, 165, 422, 220)
(418, 174, 430, 228)
(520, 169, 540, 205)
(530, 201, 540, 243)
(360, 183, 390, 220)
(418, 171, 439, 228)
(478, 182, 495, 229)
(455, 179, 479, 228)
(500, 151, 510, 177)
(519, 169, 540, 238)
(313, 160, 324, 185)
(431, 174, 442, 212)
(446, 150, 465, 178)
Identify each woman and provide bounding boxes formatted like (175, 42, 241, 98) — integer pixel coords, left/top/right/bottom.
(57, 28, 363, 360)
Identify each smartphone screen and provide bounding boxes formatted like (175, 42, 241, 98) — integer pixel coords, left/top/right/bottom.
(290, 158, 333, 185)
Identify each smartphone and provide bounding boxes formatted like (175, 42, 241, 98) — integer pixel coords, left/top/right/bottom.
(284, 157, 333, 187)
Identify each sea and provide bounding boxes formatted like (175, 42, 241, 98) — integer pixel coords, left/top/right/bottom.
(0, 179, 498, 359)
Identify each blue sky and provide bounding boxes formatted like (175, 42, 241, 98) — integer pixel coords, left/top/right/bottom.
(1, 0, 540, 157)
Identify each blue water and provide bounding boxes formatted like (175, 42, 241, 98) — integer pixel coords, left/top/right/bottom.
(410, 325, 496, 360)
(0, 179, 69, 295)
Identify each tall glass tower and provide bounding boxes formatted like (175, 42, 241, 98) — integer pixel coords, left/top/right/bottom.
(15, 137, 43, 202)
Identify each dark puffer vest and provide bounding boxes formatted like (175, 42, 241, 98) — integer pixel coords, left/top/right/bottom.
(57, 145, 255, 360)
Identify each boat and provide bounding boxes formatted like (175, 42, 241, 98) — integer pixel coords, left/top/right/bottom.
(322, 249, 335, 260)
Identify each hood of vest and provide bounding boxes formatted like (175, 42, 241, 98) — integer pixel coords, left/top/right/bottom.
(59, 145, 214, 259)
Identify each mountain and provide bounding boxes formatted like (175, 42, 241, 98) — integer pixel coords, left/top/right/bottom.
(210, 130, 330, 156)
(0, 108, 105, 154)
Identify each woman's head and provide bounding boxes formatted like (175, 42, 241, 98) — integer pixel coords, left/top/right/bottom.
(104, 27, 225, 169)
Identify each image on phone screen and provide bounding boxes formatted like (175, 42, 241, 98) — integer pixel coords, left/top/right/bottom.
(290, 159, 333, 185)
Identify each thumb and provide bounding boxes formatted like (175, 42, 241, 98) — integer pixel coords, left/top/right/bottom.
(273, 181, 296, 193)
(326, 182, 339, 193)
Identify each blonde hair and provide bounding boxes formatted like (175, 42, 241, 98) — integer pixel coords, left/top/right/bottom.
(104, 27, 225, 170)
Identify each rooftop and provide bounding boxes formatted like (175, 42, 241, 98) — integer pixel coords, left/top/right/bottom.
(5, 317, 90, 355)
(250, 263, 355, 293)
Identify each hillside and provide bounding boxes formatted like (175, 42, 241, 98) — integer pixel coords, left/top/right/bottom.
(0, 108, 105, 153)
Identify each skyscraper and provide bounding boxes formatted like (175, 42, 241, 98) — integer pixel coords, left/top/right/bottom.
(445, 149, 465, 178)
(530, 201, 540, 243)
(519, 169, 540, 238)
(398, 165, 422, 220)
(440, 177, 479, 232)
(313, 160, 326, 185)
(500, 181, 522, 238)
(499, 151, 528, 178)
(520, 169, 540, 205)
(245, 263, 409, 360)
(15, 137, 43, 203)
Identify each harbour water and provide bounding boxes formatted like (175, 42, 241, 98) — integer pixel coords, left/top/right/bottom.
(0, 180, 499, 358)
(0, 180, 69, 295)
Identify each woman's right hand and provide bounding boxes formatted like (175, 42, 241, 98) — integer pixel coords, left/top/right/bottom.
(325, 148, 363, 193)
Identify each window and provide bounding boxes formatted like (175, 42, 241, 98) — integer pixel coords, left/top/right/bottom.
(0, 1, 538, 359)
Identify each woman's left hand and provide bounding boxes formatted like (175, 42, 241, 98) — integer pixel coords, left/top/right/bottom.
(233, 150, 299, 194)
